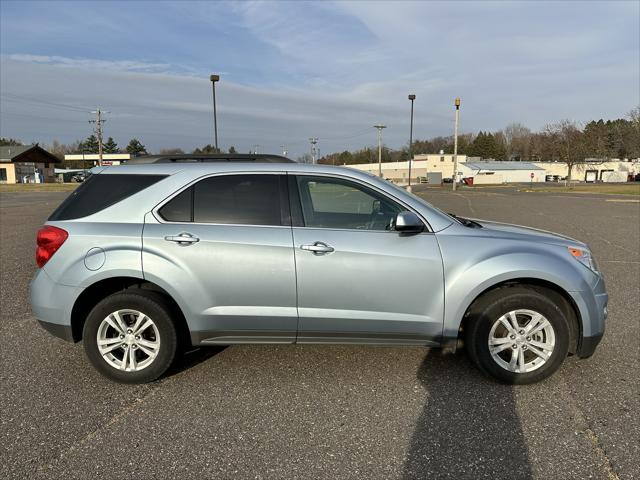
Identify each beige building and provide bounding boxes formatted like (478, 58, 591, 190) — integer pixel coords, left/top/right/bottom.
(64, 153, 131, 165)
(534, 160, 639, 182)
(0, 145, 60, 184)
(349, 154, 467, 183)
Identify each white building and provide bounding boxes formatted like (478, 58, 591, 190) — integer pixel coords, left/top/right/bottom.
(348, 156, 639, 185)
(459, 161, 545, 184)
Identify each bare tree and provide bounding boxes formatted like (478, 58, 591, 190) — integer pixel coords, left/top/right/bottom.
(503, 122, 532, 160)
(543, 120, 589, 187)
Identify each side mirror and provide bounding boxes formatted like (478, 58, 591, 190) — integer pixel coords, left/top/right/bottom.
(391, 211, 424, 233)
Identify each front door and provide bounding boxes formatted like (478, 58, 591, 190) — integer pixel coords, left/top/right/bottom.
(290, 174, 444, 345)
(142, 173, 298, 344)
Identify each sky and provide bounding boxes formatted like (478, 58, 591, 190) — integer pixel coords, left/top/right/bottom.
(1, 0, 638, 158)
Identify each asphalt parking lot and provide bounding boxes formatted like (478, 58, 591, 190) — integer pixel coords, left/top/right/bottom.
(1, 188, 638, 479)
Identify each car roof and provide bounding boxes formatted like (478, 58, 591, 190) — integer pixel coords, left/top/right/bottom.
(92, 161, 360, 176)
(124, 153, 294, 164)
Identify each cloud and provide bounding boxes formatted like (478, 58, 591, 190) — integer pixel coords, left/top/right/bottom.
(0, 1, 638, 157)
(4, 54, 170, 73)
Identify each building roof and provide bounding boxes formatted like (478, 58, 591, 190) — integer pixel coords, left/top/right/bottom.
(0, 144, 60, 163)
(463, 161, 544, 171)
(0, 145, 32, 159)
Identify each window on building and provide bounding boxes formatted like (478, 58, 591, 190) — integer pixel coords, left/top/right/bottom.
(440, 156, 445, 162)
(0, 168, 7, 182)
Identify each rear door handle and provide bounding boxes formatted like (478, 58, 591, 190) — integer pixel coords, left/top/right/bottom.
(300, 242, 334, 254)
(164, 232, 200, 245)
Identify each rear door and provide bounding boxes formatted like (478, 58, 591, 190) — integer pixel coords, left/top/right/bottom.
(142, 172, 298, 344)
(290, 174, 445, 345)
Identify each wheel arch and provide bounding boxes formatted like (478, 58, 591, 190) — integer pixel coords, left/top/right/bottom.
(70, 276, 190, 347)
(456, 278, 581, 354)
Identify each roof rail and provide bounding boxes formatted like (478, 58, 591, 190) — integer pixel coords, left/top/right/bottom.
(124, 154, 295, 164)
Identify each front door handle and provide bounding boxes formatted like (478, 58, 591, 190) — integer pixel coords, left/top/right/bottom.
(300, 241, 334, 254)
(164, 232, 200, 245)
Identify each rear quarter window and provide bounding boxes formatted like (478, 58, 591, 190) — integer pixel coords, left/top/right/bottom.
(48, 174, 166, 221)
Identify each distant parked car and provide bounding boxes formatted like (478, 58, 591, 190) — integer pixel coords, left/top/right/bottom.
(71, 171, 88, 183)
(443, 177, 453, 184)
(634, 173, 640, 182)
(31, 154, 607, 385)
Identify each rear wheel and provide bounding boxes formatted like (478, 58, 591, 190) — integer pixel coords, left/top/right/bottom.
(83, 291, 177, 384)
(464, 287, 569, 384)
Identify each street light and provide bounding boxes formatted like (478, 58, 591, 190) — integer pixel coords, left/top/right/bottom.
(210, 74, 220, 150)
(452, 97, 461, 191)
(373, 124, 387, 177)
(407, 94, 416, 188)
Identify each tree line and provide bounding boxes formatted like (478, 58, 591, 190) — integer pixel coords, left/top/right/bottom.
(318, 107, 640, 167)
(0, 136, 241, 169)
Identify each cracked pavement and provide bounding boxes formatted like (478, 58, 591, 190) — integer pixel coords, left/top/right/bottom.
(1, 188, 638, 479)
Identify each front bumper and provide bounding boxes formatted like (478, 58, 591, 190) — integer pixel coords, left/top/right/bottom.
(570, 274, 608, 358)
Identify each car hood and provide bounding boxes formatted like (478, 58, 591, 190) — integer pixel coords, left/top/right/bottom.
(472, 219, 586, 247)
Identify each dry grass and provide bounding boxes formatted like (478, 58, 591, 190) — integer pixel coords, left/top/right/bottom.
(0, 183, 79, 192)
(520, 183, 640, 196)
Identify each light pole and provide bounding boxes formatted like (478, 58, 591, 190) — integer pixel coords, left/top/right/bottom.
(452, 97, 461, 191)
(309, 137, 318, 164)
(374, 124, 387, 177)
(210, 74, 220, 151)
(407, 94, 416, 188)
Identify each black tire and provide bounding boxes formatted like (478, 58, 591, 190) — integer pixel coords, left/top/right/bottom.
(83, 291, 177, 384)
(464, 286, 569, 384)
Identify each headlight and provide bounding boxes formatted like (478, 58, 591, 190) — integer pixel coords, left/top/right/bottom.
(568, 247, 599, 273)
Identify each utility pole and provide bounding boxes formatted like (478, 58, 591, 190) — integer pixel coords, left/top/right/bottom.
(89, 108, 106, 166)
(407, 94, 416, 189)
(373, 124, 387, 177)
(452, 97, 461, 191)
(280, 144, 288, 157)
(309, 137, 318, 164)
(210, 74, 220, 150)
(252, 144, 260, 154)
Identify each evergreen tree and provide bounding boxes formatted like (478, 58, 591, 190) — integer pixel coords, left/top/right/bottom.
(228, 146, 237, 154)
(0, 137, 23, 146)
(126, 138, 147, 156)
(192, 144, 221, 154)
(81, 134, 100, 153)
(103, 137, 119, 154)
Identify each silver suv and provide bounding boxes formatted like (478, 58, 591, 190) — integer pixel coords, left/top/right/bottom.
(30, 155, 607, 384)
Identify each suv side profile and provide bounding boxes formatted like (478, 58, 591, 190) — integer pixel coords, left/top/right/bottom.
(30, 155, 607, 384)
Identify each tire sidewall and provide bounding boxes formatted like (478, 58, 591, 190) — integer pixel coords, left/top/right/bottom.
(83, 292, 177, 384)
(468, 289, 570, 384)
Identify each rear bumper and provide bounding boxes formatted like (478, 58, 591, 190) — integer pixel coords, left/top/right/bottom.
(30, 268, 80, 343)
(37, 320, 74, 342)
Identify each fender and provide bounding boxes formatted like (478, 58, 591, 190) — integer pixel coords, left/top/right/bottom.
(437, 234, 597, 341)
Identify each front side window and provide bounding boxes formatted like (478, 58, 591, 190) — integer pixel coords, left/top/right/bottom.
(295, 176, 403, 231)
(159, 174, 284, 226)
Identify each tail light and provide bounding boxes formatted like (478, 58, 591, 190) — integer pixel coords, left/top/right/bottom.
(36, 225, 68, 268)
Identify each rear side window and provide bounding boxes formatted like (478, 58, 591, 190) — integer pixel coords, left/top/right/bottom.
(158, 187, 193, 222)
(158, 174, 285, 226)
(49, 174, 166, 221)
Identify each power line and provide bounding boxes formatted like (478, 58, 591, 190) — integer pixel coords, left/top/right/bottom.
(1, 93, 90, 113)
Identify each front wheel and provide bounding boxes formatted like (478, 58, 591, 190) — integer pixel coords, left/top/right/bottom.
(464, 287, 570, 384)
(83, 291, 177, 384)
